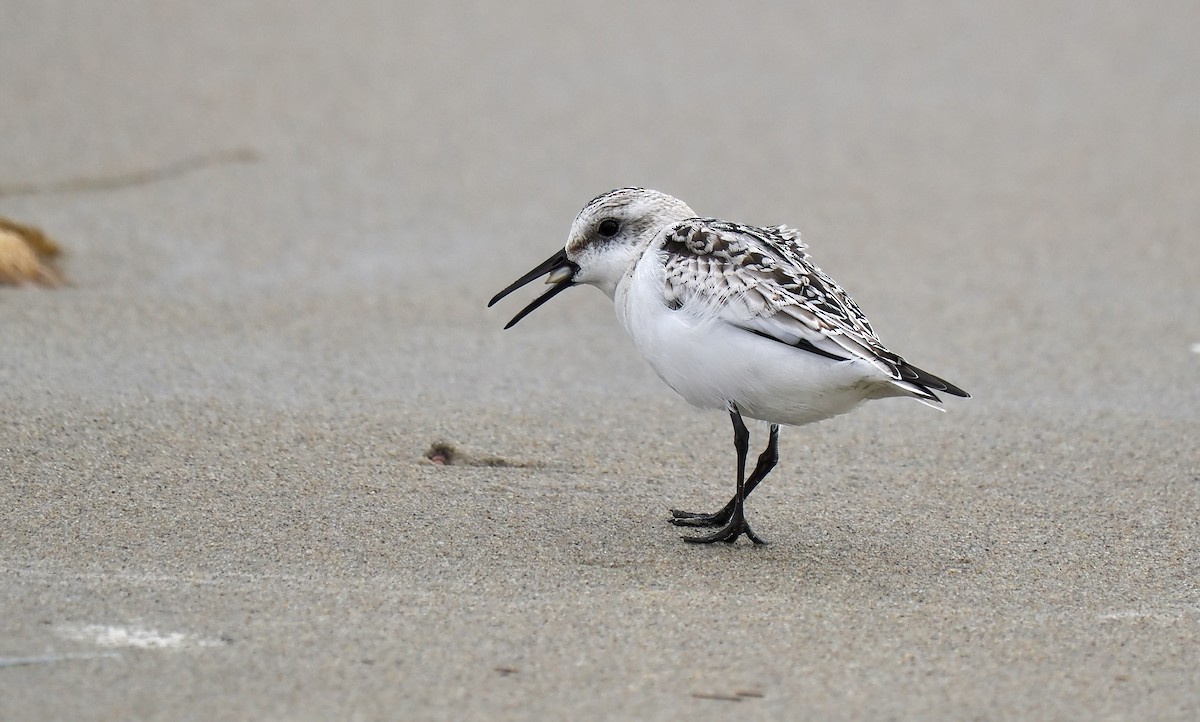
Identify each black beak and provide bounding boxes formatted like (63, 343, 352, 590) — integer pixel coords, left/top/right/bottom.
(487, 248, 578, 329)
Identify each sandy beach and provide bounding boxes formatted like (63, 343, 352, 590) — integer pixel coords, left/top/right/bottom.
(2, 2, 1198, 719)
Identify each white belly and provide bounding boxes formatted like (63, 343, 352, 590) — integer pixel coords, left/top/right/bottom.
(614, 264, 896, 427)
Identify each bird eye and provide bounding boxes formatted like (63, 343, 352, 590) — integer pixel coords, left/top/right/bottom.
(597, 219, 620, 237)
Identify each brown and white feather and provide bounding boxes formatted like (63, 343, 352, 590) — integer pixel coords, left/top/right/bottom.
(656, 219, 960, 402)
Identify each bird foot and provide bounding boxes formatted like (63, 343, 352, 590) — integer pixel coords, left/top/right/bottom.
(669, 500, 735, 528)
(679, 510, 765, 545)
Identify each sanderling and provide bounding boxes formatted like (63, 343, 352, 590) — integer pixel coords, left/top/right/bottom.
(489, 188, 968, 544)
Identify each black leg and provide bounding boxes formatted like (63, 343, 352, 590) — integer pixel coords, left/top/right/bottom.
(671, 423, 778, 528)
(680, 405, 766, 545)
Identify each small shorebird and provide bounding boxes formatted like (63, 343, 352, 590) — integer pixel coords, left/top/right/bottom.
(489, 188, 968, 544)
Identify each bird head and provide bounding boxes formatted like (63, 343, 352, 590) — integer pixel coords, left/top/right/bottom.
(488, 188, 695, 328)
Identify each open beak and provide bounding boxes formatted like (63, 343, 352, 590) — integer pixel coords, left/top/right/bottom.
(487, 248, 579, 329)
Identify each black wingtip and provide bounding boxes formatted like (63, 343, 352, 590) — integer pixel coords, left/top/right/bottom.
(903, 362, 969, 398)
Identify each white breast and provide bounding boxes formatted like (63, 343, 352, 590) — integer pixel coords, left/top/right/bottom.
(614, 252, 897, 427)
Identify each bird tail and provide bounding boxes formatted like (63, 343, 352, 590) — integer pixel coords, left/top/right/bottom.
(888, 361, 970, 410)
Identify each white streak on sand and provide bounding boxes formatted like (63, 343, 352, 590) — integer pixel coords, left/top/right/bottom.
(56, 623, 221, 650)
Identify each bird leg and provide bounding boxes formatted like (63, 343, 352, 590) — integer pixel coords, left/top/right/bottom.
(679, 406, 767, 544)
(671, 423, 778, 528)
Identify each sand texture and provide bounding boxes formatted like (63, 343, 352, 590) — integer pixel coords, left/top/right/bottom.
(2, 2, 1198, 720)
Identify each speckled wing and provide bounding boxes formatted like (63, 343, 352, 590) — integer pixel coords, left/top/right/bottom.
(658, 219, 964, 401)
